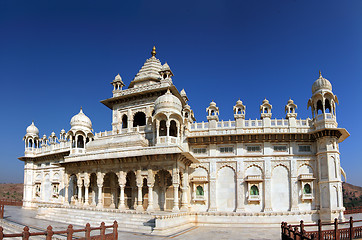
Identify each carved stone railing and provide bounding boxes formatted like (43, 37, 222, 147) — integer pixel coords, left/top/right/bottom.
(281, 217, 362, 240)
(0, 221, 118, 240)
(189, 118, 311, 136)
(112, 80, 171, 97)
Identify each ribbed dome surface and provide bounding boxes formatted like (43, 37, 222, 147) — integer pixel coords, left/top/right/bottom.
(26, 122, 39, 136)
(154, 89, 182, 114)
(70, 108, 92, 129)
(312, 75, 332, 94)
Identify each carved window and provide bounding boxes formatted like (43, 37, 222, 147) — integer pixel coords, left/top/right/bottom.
(169, 120, 177, 137)
(122, 115, 128, 129)
(274, 145, 287, 152)
(77, 136, 84, 148)
(299, 145, 311, 152)
(250, 185, 259, 195)
(220, 147, 234, 153)
(35, 184, 41, 197)
(196, 186, 204, 196)
(159, 120, 167, 136)
(247, 145, 261, 152)
(133, 112, 146, 127)
(303, 184, 311, 194)
(52, 183, 59, 198)
(193, 148, 207, 154)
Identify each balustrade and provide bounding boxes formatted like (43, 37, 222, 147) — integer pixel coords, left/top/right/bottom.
(0, 221, 118, 240)
(281, 217, 362, 240)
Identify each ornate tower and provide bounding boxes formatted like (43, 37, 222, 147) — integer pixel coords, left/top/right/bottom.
(308, 72, 344, 221)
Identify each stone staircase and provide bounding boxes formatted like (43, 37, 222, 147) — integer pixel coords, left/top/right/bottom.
(36, 206, 155, 234)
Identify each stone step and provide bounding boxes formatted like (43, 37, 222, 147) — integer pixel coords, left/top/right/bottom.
(36, 207, 155, 234)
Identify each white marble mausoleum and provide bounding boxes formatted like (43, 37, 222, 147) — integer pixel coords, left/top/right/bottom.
(19, 47, 349, 234)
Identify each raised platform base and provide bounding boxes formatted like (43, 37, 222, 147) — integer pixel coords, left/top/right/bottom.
(36, 204, 325, 236)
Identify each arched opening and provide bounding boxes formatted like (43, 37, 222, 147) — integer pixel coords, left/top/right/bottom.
(237, 108, 241, 114)
(159, 120, 167, 136)
(211, 110, 215, 116)
(122, 114, 128, 129)
(250, 185, 259, 195)
(154, 170, 172, 211)
(216, 167, 236, 212)
(142, 178, 148, 210)
(325, 99, 331, 113)
(34, 140, 38, 148)
(125, 171, 136, 209)
(89, 173, 98, 206)
(317, 100, 323, 115)
(290, 107, 294, 113)
(77, 135, 84, 148)
(169, 120, 177, 137)
(29, 139, 33, 148)
(303, 184, 311, 194)
(133, 112, 146, 127)
(185, 112, 189, 118)
(103, 172, 119, 208)
(68, 174, 78, 204)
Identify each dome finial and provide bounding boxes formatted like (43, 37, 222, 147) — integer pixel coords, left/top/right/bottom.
(151, 46, 156, 57)
(319, 70, 322, 78)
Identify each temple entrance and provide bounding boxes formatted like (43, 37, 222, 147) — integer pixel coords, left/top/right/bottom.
(68, 174, 78, 204)
(154, 170, 172, 211)
(142, 178, 148, 210)
(103, 172, 119, 208)
(125, 171, 136, 209)
(89, 173, 98, 206)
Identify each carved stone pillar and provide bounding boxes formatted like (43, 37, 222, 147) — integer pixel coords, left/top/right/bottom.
(208, 179, 217, 211)
(264, 178, 272, 212)
(180, 167, 189, 212)
(136, 170, 143, 212)
(83, 173, 90, 206)
(64, 173, 69, 205)
(77, 177, 83, 206)
(117, 171, 126, 210)
(147, 169, 155, 212)
(172, 166, 180, 212)
(96, 172, 104, 209)
(291, 177, 299, 211)
(236, 160, 245, 212)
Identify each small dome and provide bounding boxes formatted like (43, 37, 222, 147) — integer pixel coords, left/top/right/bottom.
(236, 99, 243, 105)
(287, 99, 294, 104)
(154, 89, 182, 115)
(312, 72, 332, 94)
(161, 62, 171, 71)
(70, 108, 92, 130)
(26, 122, 39, 136)
(180, 88, 187, 96)
(209, 100, 217, 107)
(262, 98, 269, 104)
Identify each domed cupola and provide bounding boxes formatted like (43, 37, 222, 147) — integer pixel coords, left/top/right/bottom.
(308, 71, 338, 129)
(68, 107, 94, 152)
(312, 71, 332, 94)
(70, 107, 92, 130)
(23, 121, 40, 151)
(154, 89, 182, 116)
(25, 121, 39, 137)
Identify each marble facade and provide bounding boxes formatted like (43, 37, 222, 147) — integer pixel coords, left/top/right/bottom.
(19, 47, 349, 232)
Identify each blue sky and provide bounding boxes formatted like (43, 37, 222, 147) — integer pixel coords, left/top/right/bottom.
(0, 0, 361, 185)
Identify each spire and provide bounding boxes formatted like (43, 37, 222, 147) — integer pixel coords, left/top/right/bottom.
(151, 46, 156, 57)
(319, 70, 322, 78)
